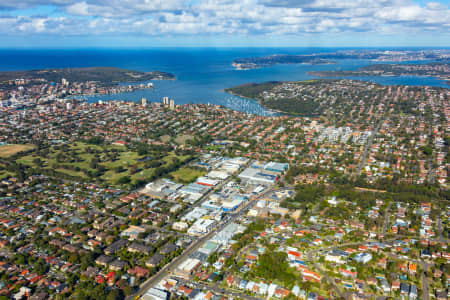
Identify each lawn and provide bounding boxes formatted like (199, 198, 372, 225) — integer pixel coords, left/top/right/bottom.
(160, 135, 171, 143)
(0, 144, 35, 158)
(15, 142, 194, 186)
(174, 134, 194, 145)
(170, 167, 206, 184)
(0, 170, 14, 180)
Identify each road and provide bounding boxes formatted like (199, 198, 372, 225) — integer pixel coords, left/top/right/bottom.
(127, 184, 274, 300)
(421, 266, 430, 300)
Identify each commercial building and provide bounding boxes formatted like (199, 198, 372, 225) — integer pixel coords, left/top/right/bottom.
(142, 288, 169, 300)
(182, 207, 208, 222)
(196, 177, 219, 187)
(175, 258, 201, 278)
(143, 179, 183, 199)
(197, 240, 220, 255)
(187, 218, 216, 236)
(222, 198, 245, 212)
(239, 167, 278, 185)
(354, 252, 373, 264)
(180, 183, 210, 203)
(172, 221, 189, 231)
(206, 171, 230, 180)
(251, 161, 289, 173)
(211, 222, 246, 245)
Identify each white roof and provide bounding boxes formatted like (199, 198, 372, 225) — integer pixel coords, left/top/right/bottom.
(178, 258, 201, 272)
(143, 288, 169, 300)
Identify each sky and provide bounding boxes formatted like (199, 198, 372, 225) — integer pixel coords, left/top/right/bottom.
(0, 0, 449, 48)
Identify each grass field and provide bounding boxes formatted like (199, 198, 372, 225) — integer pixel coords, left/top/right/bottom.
(170, 167, 206, 184)
(0, 171, 14, 180)
(160, 135, 171, 143)
(0, 144, 35, 158)
(15, 142, 193, 186)
(175, 134, 194, 145)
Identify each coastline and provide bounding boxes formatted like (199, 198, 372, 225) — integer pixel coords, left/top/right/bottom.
(308, 71, 450, 85)
(232, 61, 337, 71)
(222, 89, 288, 115)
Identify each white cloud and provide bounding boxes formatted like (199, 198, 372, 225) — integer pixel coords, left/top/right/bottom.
(0, 0, 448, 38)
(66, 2, 90, 16)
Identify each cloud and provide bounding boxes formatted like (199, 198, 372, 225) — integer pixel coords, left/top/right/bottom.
(66, 2, 89, 16)
(0, 0, 448, 39)
(0, 0, 74, 10)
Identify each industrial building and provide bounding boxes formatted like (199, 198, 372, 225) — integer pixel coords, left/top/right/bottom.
(179, 183, 211, 203)
(174, 258, 202, 278)
(187, 218, 216, 236)
(238, 167, 278, 185)
(251, 161, 289, 173)
(142, 288, 169, 300)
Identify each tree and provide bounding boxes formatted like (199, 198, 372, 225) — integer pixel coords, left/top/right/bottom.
(122, 283, 134, 296)
(255, 250, 295, 286)
(117, 176, 131, 185)
(33, 258, 48, 275)
(81, 251, 95, 270)
(15, 253, 28, 265)
(91, 284, 107, 299)
(67, 273, 79, 286)
(68, 253, 79, 264)
(207, 252, 218, 265)
(107, 289, 123, 300)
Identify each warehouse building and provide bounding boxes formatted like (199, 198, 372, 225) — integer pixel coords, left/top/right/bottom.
(174, 258, 202, 279)
(187, 218, 216, 236)
(251, 161, 289, 173)
(196, 177, 219, 187)
(238, 167, 278, 185)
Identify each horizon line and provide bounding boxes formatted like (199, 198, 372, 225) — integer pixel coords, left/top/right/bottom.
(1, 46, 450, 50)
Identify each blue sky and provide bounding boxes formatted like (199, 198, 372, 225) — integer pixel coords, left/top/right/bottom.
(0, 0, 449, 48)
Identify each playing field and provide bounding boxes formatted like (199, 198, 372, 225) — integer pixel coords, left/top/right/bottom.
(170, 167, 206, 184)
(175, 134, 194, 145)
(0, 144, 35, 158)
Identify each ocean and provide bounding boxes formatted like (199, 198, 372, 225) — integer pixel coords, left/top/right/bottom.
(0, 48, 448, 115)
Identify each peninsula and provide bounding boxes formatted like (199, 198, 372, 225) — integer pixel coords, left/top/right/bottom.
(232, 49, 450, 70)
(309, 62, 450, 84)
(0, 66, 175, 88)
(232, 55, 334, 70)
(0, 67, 176, 103)
(225, 78, 449, 116)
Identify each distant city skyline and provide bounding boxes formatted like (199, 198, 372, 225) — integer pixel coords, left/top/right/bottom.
(0, 0, 449, 48)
